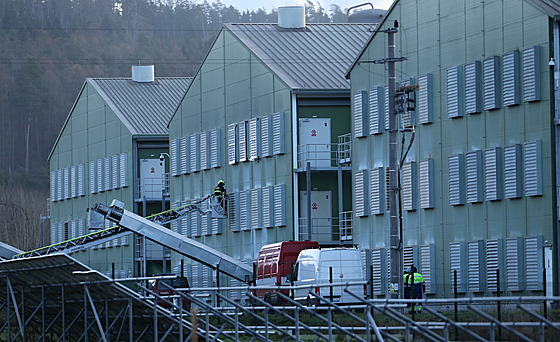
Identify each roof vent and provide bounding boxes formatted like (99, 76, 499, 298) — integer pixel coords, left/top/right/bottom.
(278, 6, 305, 29)
(132, 65, 154, 83)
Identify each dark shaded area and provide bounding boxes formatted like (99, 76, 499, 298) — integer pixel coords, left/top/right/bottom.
(0, 0, 347, 191)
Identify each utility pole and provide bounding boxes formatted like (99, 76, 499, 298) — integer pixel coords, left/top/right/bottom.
(387, 22, 401, 299)
(358, 20, 406, 298)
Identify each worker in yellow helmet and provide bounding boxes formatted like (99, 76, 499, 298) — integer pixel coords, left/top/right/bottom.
(406, 266, 425, 314)
(214, 180, 227, 211)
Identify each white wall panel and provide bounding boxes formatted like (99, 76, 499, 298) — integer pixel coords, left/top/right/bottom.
(238, 121, 247, 162)
(464, 61, 482, 114)
(170, 138, 179, 176)
(449, 242, 467, 293)
(369, 87, 383, 134)
(483, 56, 501, 110)
(210, 128, 221, 168)
(402, 162, 417, 211)
(447, 65, 464, 118)
(227, 123, 237, 165)
(248, 118, 260, 161)
(370, 167, 385, 215)
(468, 240, 485, 292)
(466, 150, 483, 203)
(355, 170, 369, 217)
(353, 91, 367, 138)
(419, 159, 434, 209)
(484, 147, 502, 201)
(504, 144, 522, 198)
(486, 239, 504, 292)
(417, 74, 433, 124)
(503, 51, 521, 106)
(260, 115, 272, 157)
(506, 237, 524, 291)
(272, 112, 285, 155)
(522, 46, 541, 102)
(524, 140, 543, 196)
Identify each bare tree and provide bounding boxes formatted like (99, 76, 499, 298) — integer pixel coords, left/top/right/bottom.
(0, 185, 48, 251)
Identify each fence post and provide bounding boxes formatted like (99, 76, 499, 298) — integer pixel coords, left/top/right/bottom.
(497, 268, 502, 342)
(454, 269, 458, 340)
(329, 266, 333, 302)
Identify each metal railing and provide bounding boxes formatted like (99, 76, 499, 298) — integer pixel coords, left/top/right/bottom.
(337, 132, 352, 164)
(297, 136, 352, 170)
(298, 217, 338, 242)
(339, 210, 353, 241)
(135, 173, 169, 201)
(298, 212, 353, 243)
(134, 280, 560, 342)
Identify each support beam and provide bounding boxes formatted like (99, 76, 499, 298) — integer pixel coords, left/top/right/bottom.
(7, 277, 24, 337)
(84, 285, 108, 342)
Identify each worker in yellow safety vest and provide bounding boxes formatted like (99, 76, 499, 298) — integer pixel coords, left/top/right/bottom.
(403, 267, 412, 313)
(214, 180, 227, 211)
(406, 266, 425, 314)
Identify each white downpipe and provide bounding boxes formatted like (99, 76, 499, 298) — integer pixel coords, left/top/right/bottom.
(292, 93, 299, 241)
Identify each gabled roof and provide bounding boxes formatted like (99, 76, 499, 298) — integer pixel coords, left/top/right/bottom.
(225, 23, 377, 90)
(49, 77, 191, 161)
(346, 0, 558, 77)
(529, 0, 560, 17)
(88, 77, 191, 135)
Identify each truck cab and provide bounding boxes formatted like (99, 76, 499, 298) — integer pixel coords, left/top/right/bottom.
(255, 240, 318, 304)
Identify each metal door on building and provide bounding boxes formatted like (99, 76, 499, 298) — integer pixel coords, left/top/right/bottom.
(299, 191, 332, 242)
(298, 118, 331, 168)
(139, 158, 165, 201)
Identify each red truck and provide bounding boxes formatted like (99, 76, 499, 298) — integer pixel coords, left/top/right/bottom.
(255, 240, 318, 304)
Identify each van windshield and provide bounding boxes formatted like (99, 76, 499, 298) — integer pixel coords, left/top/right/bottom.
(157, 278, 188, 290)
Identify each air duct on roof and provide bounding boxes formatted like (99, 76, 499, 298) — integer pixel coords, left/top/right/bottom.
(278, 6, 305, 29)
(132, 65, 154, 83)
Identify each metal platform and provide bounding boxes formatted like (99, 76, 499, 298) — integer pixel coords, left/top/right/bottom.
(0, 254, 200, 342)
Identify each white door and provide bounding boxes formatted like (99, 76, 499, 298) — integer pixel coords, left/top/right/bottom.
(298, 118, 331, 167)
(140, 158, 165, 201)
(299, 191, 332, 241)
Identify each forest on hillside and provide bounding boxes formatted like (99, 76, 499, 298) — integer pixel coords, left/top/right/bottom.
(0, 0, 349, 251)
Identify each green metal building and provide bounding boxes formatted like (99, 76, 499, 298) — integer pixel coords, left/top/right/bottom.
(167, 7, 376, 292)
(348, 0, 560, 297)
(48, 66, 191, 277)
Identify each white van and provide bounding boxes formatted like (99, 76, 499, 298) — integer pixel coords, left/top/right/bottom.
(293, 248, 365, 304)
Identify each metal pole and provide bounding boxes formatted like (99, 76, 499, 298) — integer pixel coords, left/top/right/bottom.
(306, 161, 312, 241)
(388, 22, 401, 299)
(454, 269, 458, 340)
(337, 162, 343, 240)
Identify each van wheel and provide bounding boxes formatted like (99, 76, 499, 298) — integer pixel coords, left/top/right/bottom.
(264, 293, 271, 304)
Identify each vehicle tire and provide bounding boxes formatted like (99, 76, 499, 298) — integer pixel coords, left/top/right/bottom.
(264, 292, 271, 304)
